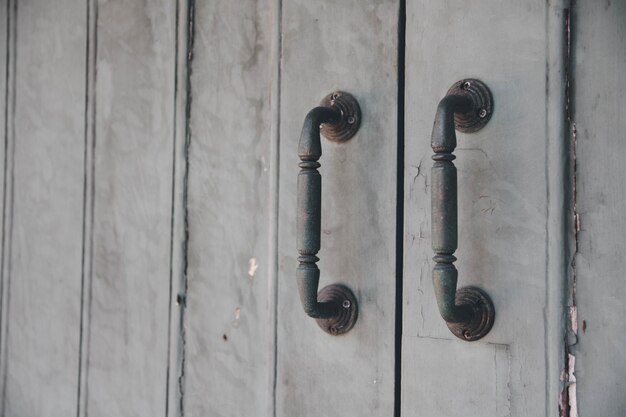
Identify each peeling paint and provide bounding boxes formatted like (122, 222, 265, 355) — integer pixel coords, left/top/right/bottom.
(569, 306, 578, 334)
(560, 6, 579, 417)
(248, 257, 258, 278)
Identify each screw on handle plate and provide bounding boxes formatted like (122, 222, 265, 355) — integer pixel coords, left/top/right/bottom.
(430, 79, 495, 342)
(296, 91, 361, 335)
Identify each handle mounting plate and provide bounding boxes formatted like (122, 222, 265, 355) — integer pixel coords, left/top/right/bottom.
(445, 286, 495, 341)
(315, 284, 358, 335)
(319, 91, 361, 143)
(446, 79, 493, 133)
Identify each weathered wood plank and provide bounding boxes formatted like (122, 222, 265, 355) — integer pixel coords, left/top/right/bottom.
(182, 1, 278, 415)
(573, 2, 626, 415)
(77, 0, 97, 415)
(0, 0, 12, 410)
(277, 2, 399, 416)
(85, 1, 177, 415)
(2, 1, 87, 415)
(165, 0, 191, 416)
(402, 2, 567, 416)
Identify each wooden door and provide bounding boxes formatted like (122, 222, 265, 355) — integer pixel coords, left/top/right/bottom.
(402, 1, 626, 416)
(183, 1, 400, 416)
(402, 2, 567, 416)
(0, 1, 625, 417)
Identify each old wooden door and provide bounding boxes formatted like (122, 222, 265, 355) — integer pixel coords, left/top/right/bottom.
(0, 1, 624, 417)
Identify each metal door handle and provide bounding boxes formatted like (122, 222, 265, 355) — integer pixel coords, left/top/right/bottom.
(430, 79, 496, 341)
(297, 91, 360, 335)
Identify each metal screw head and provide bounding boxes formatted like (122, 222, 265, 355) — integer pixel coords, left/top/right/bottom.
(342, 299, 351, 309)
(346, 116, 356, 125)
(478, 108, 488, 118)
(462, 81, 471, 90)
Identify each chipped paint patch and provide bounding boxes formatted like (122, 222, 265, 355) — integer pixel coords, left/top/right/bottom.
(560, 7, 579, 417)
(248, 257, 258, 278)
(559, 353, 578, 417)
(569, 306, 578, 334)
(564, 354, 578, 417)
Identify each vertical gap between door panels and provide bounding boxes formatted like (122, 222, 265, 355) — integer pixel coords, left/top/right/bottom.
(560, 2, 578, 417)
(0, 0, 16, 413)
(394, 1, 406, 417)
(176, 1, 196, 416)
(76, 0, 97, 415)
(268, 0, 283, 416)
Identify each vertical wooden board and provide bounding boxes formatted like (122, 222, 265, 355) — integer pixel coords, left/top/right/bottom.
(183, 1, 277, 415)
(86, 1, 176, 416)
(0, 0, 13, 410)
(3, 1, 86, 416)
(0, 0, 6, 212)
(403, 2, 566, 416)
(277, 2, 398, 416)
(404, 337, 510, 417)
(573, 2, 626, 415)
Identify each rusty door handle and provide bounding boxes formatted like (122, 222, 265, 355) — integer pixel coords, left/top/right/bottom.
(430, 79, 496, 341)
(297, 91, 360, 335)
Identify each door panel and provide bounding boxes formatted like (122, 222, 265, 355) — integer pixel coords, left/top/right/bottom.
(183, 1, 278, 415)
(2, 2, 625, 416)
(574, 2, 626, 415)
(277, 1, 399, 416)
(86, 1, 177, 415)
(403, 2, 567, 416)
(1, 1, 86, 415)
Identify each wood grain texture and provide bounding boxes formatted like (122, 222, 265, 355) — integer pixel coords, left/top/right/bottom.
(165, 0, 191, 416)
(403, 337, 510, 416)
(277, 2, 398, 416)
(573, 2, 626, 415)
(85, 1, 177, 416)
(182, 1, 278, 415)
(2, 1, 86, 416)
(402, 2, 567, 416)
(0, 0, 12, 411)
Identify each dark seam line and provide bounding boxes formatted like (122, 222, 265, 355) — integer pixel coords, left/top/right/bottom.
(542, 2, 551, 416)
(271, 1, 282, 416)
(76, 0, 92, 414)
(76, 1, 98, 415)
(84, 1, 98, 414)
(394, 1, 406, 417)
(177, 1, 195, 415)
(1, 1, 16, 414)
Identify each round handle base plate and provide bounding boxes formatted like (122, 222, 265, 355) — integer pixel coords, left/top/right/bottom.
(315, 284, 358, 335)
(319, 91, 361, 143)
(446, 79, 493, 133)
(446, 286, 495, 341)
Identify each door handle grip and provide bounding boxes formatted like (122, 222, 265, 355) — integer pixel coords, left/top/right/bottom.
(430, 79, 496, 341)
(297, 91, 360, 335)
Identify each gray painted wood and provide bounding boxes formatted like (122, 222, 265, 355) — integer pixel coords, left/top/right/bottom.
(77, 0, 97, 415)
(7, 2, 626, 416)
(277, 2, 399, 416)
(182, 1, 279, 415)
(85, 1, 177, 416)
(165, 1, 191, 416)
(402, 2, 567, 416)
(0, 0, 12, 410)
(2, 1, 86, 416)
(573, 2, 626, 415)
